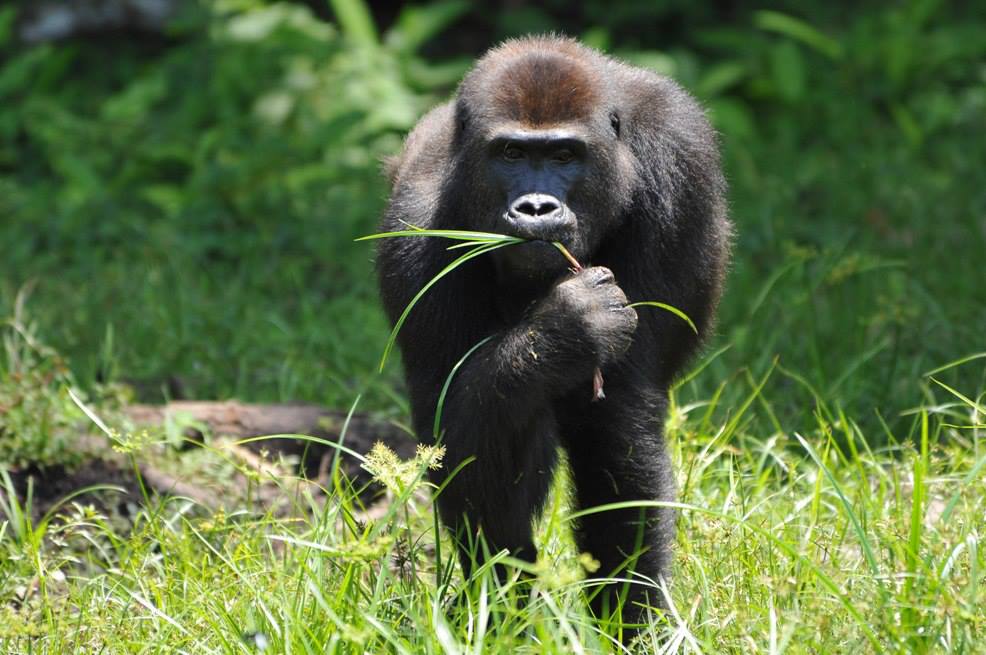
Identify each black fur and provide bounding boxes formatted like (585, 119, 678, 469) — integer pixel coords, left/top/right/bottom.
(376, 36, 731, 628)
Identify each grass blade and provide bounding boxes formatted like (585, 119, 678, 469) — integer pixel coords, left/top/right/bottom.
(551, 241, 582, 270)
(356, 229, 524, 244)
(377, 240, 515, 371)
(433, 335, 494, 440)
(628, 301, 698, 334)
(922, 352, 986, 377)
(793, 432, 883, 581)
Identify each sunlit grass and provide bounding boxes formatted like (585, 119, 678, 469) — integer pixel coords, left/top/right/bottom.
(1, 350, 983, 653)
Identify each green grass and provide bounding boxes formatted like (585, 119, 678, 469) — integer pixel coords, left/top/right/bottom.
(1, 351, 983, 653)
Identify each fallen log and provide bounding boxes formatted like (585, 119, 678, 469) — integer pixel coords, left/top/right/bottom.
(125, 400, 416, 489)
(9, 402, 414, 521)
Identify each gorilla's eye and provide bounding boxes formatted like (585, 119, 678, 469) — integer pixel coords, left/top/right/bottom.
(609, 111, 621, 137)
(502, 144, 525, 162)
(552, 149, 575, 164)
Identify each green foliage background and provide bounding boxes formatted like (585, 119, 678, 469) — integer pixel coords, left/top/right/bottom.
(1, 0, 984, 427)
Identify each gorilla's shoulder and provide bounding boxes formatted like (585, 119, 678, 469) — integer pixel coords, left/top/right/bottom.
(386, 101, 456, 190)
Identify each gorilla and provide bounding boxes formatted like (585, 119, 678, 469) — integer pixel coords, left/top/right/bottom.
(376, 36, 731, 629)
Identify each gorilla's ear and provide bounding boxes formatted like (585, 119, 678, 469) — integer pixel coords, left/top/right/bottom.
(609, 111, 621, 138)
(453, 102, 470, 143)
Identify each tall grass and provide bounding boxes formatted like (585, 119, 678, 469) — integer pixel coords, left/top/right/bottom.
(1, 353, 983, 653)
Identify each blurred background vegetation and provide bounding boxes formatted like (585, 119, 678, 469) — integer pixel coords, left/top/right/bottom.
(1, 0, 984, 435)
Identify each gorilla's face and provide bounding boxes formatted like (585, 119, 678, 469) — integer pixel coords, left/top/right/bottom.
(452, 50, 634, 286)
(461, 117, 631, 285)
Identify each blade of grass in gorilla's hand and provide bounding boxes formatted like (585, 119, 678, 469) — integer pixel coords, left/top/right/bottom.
(552, 242, 700, 399)
(551, 241, 583, 271)
(551, 242, 698, 333)
(358, 230, 523, 371)
(372, 238, 515, 371)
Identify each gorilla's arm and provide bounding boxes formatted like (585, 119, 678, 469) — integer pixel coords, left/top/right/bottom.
(600, 68, 731, 385)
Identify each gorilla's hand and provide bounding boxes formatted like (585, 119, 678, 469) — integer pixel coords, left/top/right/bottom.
(532, 266, 637, 371)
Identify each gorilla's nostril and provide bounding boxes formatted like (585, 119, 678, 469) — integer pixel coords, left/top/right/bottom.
(511, 194, 562, 218)
(515, 201, 537, 216)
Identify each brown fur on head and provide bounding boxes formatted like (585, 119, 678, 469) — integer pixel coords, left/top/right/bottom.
(490, 50, 598, 126)
(457, 36, 606, 129)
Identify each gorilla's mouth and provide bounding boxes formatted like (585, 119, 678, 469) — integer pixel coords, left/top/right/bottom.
(493, 201, 584, 283)
(491, 239, 575, 284)
(500, 207, 577, 244)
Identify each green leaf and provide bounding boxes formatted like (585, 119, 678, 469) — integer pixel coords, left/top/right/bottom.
(754, 10, 843, 60)
(708, 98, 756, 141)
(695, 61, 749, 98)
(386, 1, 470, 55)
(0, 6, 16, 47)
(327, 0, 378, 47)
(403, 57, 473, 90)
(769, 41, 805, 103)
(891, 103, 923, 147)
(621, 51, 677, 77)
(627, 301, 698, 334)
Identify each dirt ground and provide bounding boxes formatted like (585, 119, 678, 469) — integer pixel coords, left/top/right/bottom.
(6, 403, 415, 522)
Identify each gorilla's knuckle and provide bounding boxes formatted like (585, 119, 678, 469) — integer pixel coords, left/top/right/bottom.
(554, 279, 587, 312)
(585, 266, 614, 286)
(608, 285, 629, 306)
(626, 307, 639, 330)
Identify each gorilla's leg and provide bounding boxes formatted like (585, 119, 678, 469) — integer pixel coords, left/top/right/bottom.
(557, 382, 676, 627)
(434, 413, 559, 579)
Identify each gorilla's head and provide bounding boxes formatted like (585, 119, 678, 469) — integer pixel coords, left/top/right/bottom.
(450, 39, 636, 283)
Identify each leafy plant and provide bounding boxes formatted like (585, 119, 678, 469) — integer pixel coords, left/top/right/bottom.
(0, 296, 84, 469)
